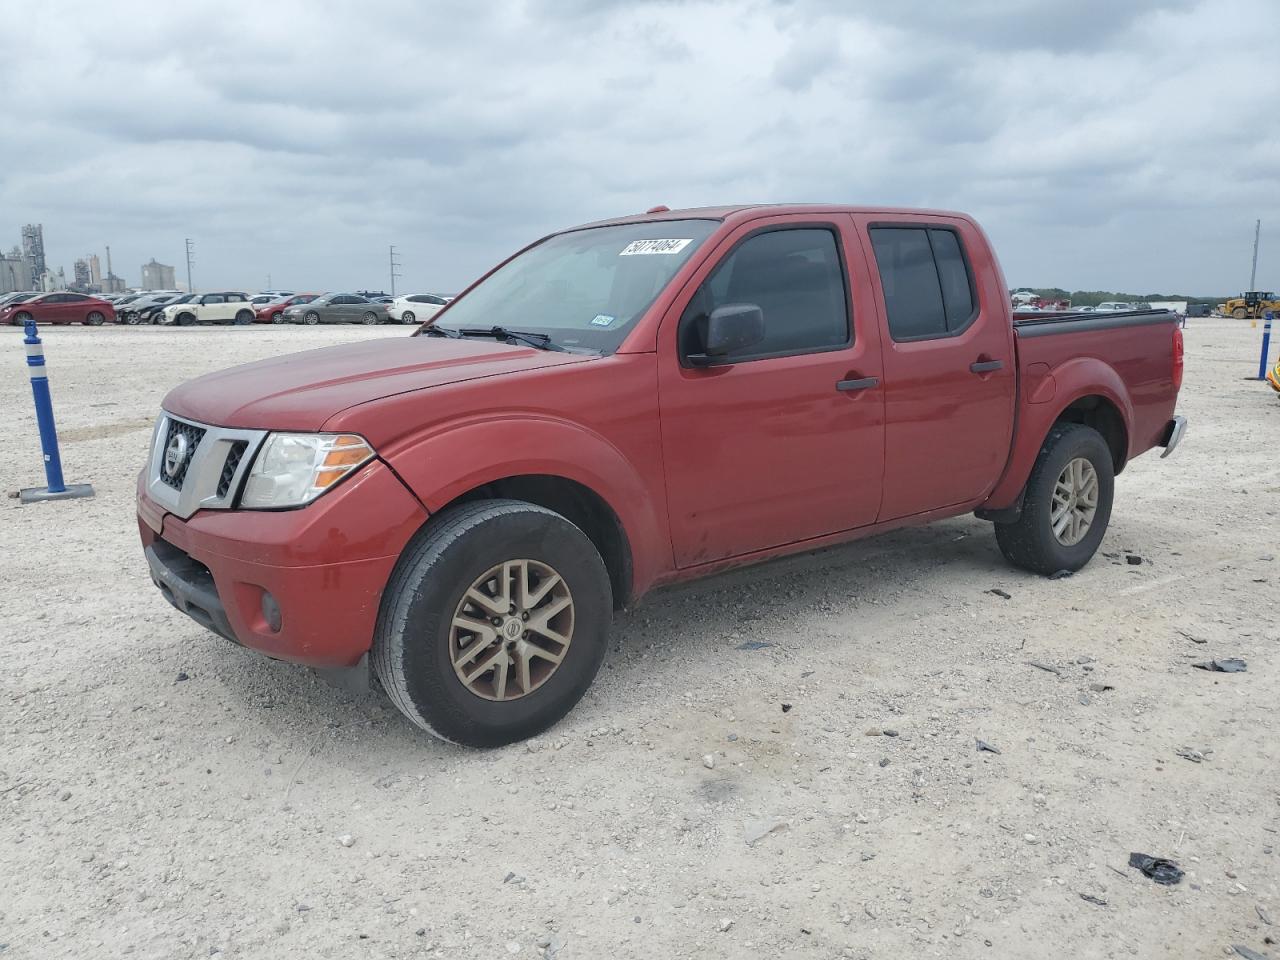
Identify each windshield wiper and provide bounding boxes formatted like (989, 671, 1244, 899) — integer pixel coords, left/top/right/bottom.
(422, 324, 460, 338)
(456, 326, 564, 351)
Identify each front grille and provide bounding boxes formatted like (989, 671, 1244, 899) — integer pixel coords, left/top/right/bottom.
(217, 441, 249, 498)
(158, 420, 207, 491)
(147, 413, 266, 520)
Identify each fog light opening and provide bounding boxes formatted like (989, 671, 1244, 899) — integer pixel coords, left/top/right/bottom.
(261, 592, 283, 633)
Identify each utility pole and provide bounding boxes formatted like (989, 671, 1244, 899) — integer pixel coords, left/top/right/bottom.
(389, 244, 401, 298)
(266, 273, 272, 291)
(105, 245, 113, 281)
(1249, 219, 1261, 291)
(185, 238, 195, 293)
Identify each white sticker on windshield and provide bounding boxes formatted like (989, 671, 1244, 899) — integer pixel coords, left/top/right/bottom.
(618, 238, 693, 256)
(590, 314, 616, 327)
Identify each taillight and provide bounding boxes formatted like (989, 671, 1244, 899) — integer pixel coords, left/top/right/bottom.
(1172, 325, 1184, 391)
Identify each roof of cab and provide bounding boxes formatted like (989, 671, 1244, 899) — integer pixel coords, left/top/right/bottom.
(569, 203, 972, 231)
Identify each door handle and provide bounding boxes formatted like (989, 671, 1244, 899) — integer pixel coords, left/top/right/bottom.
(836, 377, 879, 392)
(969, 359, 1004, 374)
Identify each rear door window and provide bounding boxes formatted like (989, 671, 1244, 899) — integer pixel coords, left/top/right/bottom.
(870, 226, 978, 341)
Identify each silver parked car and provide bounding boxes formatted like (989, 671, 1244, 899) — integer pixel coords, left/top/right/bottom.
(281, 293, 392, 325)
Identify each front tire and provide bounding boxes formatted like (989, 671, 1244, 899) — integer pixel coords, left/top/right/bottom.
(234, 309, 254, 325)
(373, 500, 612, 748)
(1232, 307, 1247, 320)
(303, 311, 320, 326)
(176, 312, 196, 327)
(994, 423, 1114, 576)
(13, 311, 32, 327)
(360, 311, 378, 325)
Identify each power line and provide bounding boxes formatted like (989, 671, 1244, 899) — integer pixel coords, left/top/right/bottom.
(1249, 219, 1261, 291)
(389, 244, 401, 298)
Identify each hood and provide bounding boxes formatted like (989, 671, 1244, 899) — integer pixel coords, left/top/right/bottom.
(163, 335, 595, 430)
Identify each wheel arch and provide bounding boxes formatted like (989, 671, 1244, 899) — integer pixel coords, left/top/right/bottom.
(373, 417, 670, 608)
(980, 358, 1134, 514)
(435, 474, 634, 609)
(1053, 394, 1128, 473)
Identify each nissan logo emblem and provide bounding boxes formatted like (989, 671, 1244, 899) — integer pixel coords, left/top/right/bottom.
(163, 432, 190, 479)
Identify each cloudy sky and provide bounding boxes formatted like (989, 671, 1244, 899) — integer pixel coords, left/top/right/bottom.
(2, 0, 1277, 296)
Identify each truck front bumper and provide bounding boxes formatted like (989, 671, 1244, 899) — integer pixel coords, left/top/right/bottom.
(137, 460, 428, 671)
(1160, 415, 1188, 458)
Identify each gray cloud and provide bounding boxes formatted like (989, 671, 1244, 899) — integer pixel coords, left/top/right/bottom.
(0, 0, 1276, 295)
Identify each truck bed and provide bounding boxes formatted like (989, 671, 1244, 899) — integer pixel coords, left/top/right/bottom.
(1011, 308, 1179, 463)
(1011, 308, 1177, 336)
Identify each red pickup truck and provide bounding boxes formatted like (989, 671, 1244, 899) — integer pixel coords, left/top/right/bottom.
(138, 204, 1186, 746)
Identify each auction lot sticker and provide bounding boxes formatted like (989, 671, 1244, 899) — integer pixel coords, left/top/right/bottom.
(619, 238, 693, 256)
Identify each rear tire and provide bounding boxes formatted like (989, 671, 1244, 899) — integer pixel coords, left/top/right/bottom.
(271, 312, 285, 324)
(361, 311, 378, 325)
(401, 310, 416, 325)
(234, 309, 254, 325)
(373, 500, 612, 747)
(85, 311, 105, 326)
(994, 424, 1114, 576)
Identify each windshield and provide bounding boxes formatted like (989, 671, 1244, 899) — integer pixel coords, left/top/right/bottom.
(430, 219, 719, 353)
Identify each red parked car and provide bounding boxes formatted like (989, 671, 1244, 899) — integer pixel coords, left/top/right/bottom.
(138, 204, 1186, 747)
(254, 293, 320, 323)
(4, 292, 116, 326)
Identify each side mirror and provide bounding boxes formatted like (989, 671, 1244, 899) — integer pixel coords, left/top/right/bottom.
(689, 303, 765, 366)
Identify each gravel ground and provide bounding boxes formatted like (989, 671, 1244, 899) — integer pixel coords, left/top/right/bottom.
(2, 319, 1278, 960)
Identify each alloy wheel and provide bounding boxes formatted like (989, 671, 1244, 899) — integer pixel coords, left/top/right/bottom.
(1050, 457, 1099, 546)
(449, 559, 574, 702)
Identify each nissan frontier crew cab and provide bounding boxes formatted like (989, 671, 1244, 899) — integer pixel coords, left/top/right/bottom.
(138, 204, 1187, 747)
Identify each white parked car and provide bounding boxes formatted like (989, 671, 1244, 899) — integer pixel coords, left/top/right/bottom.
(388, 293, 450, 325)
(1095, 301, 1133, 312)
(157, 292, 256, 326)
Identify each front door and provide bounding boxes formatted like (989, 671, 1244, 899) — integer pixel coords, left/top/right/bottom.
(199, 294, 225, 322)
(858, 216, 1016, 520)
(658, 218, 886, 567)
(44, 294, 71, 323)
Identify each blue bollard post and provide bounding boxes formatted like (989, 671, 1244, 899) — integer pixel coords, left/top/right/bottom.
(19, 319, 94, 504)
(1257, 311, 1274, 381)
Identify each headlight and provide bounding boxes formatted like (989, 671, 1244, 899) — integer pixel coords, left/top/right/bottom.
(240, 433, 375, 508)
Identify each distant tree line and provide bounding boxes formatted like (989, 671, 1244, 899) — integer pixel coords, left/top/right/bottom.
(1014, 288, 1227, 306)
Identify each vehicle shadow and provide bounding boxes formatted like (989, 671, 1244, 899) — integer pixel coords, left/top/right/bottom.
(202, 512, 1015, 754)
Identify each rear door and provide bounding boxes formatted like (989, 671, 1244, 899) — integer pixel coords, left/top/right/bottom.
(657, 216, 886, 567)
(347, 295, 371, 322)
(420, 295, 446, 318)
(856, 215, 1015, 520)
(63, 293, 89, 322)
